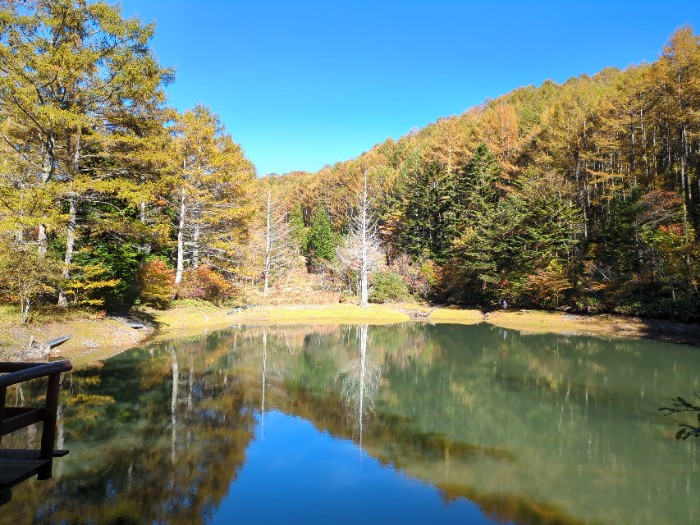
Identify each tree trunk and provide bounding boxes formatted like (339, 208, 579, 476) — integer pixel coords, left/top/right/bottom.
(37, 137, 54, 257)
(37, 224, 48, 257)
(261, 330, 267, 437)
(21, 296, 30, 325)
(263, 190, 272, 296)
(175, 187, 186, 287)
(57, 196, 77, 307)
(359, 174, 369, 308)
(192, 222, 200, 269)
(171, 350, 178, 465)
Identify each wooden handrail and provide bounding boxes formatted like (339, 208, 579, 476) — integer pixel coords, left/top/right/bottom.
(0, 359, 72, 482)
(0, 360, 73, 389)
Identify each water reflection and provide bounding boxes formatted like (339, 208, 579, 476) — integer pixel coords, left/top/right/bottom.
(2, 323, 699, 525)
(339, 325, 381, 451)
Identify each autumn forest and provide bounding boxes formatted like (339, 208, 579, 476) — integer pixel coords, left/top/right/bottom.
(1, 1, 699, 323)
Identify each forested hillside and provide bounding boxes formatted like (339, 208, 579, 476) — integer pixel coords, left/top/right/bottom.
(271, 27, 700, 320)
(0, 0, 698, 322)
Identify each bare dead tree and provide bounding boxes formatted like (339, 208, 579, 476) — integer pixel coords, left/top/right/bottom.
(261, 189, 297, 295)
(337, 170, 384, 308)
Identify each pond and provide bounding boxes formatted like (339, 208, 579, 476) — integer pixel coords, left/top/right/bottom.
(3, 323, 699, 524)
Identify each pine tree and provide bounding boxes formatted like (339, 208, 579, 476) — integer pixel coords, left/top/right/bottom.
(307, 206, 336, 262)
(288, 205, 309, 253)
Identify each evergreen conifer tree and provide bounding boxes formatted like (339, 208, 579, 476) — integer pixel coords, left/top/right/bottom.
(307, 206, 336, 261)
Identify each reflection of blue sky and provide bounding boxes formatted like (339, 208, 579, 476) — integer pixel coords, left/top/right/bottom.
(215, 410, 493, 524)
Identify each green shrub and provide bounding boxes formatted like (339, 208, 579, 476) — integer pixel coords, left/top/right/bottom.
(370, 272, 409, 303)
(573, 294, 605, 314)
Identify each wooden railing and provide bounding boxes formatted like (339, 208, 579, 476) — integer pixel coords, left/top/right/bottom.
(0, 360, 73, 493)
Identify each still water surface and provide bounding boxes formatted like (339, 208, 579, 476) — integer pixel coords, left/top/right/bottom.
(4, 323, 700, 524)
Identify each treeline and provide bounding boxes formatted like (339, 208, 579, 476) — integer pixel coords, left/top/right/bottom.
(1, 0, 699, 323)
(272, 27, 700, 321)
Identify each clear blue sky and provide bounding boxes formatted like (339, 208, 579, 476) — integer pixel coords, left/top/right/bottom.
(120, 1, 700, 176)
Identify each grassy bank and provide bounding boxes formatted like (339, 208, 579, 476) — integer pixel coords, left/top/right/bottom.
(148, 303, 411, 342)
(0, 305, 155, 366)
(2, 302, 698, 366)
(150, 303, 700, 346)
(426, 307, 700, 344)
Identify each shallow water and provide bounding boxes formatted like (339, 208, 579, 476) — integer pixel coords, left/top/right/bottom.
(4, 323, 699, 524)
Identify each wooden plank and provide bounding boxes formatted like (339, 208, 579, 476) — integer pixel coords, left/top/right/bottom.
(3, 407, 37, 417)
(0, 363, 37, 373)
(0, 449, 67, 460)
(0, 461, 46, 483)
(0, 408, 44, 436)
(39, 373, 60, 477)
(0, 449, 65, 493)
(0, 449, 44, 459)
(0, 451, 53, 484)
(0, 450, 51, 487)
(0, 387, 5, 446)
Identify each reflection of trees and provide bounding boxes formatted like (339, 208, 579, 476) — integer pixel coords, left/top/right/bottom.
(2, 338, 258, 524)
(235, 323, 700, 525)
(339, 325, 381, 448)
(371, 325, 700, 525)
(4, 324, 699, 525)
(261, 331, 267, 427)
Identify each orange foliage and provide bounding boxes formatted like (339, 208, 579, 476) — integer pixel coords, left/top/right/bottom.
(138, 259, 175, 309)
(178, 266, 237, 303)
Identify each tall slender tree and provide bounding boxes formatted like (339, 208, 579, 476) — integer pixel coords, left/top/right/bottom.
(0, 0, 173, 305)
(260, 188, 297, 295)
(170, 106, 255, 289)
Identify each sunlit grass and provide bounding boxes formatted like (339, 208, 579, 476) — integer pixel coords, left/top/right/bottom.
(146, 303, 411, 344)
(429, 308, 483, 324)
(238, 304, 410, 323)
(154, 303, 410, 329)
(485, 310, 637, 339)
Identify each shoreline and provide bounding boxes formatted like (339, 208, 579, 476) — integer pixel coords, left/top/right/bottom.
(150, 303, 700, 346)
(3, 303, 699, 366)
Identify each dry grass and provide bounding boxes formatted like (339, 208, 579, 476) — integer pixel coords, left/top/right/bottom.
(429, 308, 483, 324)
(229, 304, 410, 324)
(483, 310, 597, 335)
(148, 302, 411, 343)
(145, 303, 238, 341)
(146, 302, 232, 328)
(483, 310, 700, 344)
(240, 264, 343, 306)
